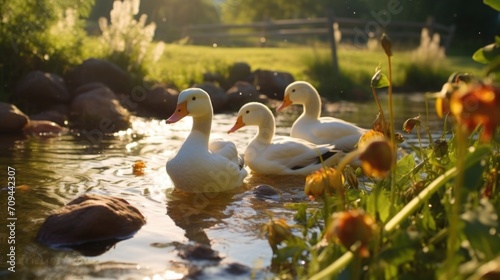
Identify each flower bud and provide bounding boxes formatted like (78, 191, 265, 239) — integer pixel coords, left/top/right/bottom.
(358, 138, 394, 179)
(305, 167, 344, 199)
(324, 209, 377, 257)
(432, 139, 448, 158)
(381, 33, 392, 56)
(402, 115, 421, 133)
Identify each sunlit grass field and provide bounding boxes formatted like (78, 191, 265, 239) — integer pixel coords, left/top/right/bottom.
(148, 43, 484, 96)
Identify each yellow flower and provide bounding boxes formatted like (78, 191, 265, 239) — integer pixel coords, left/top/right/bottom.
(324, 209, 377, 257)
(357, 130, 385, 147)
(305, 167, 344, 200)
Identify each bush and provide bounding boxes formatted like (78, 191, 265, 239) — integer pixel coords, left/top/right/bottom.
(0, 0, 94, 100)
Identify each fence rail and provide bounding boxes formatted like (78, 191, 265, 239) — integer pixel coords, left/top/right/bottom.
(183, 15, 455, 74)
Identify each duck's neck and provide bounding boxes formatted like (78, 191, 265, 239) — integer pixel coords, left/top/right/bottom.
(256, 115, 275, 144)
(188, 115, 212, 147)
(302, 92, 321, 119)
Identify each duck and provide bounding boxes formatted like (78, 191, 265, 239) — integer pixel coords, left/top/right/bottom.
(228, 102, 345, 176)
(277, 81, 367, 151)
(165, 88, 247, 193)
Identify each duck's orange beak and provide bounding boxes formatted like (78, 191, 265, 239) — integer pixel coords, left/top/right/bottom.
(276, 95, 293, 111)
(166, 101, 188, 124)
(227, 116, 245, 134)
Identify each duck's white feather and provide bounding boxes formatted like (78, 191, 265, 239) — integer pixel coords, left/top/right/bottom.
(229, 102, 345, 176)
(166, 88, 247, 192)
(278, 81, 367, 151)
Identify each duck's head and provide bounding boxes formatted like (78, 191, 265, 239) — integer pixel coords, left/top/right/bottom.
(166, 88, 213, 123)
(228, 102, 272, 133)
(277, 81, 317, 111)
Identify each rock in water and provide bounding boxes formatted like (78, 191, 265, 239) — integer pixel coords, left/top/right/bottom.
(36, 194, 146, 248)
(13, 71, 70, 114)
(70, 83, 130, 131)
(0, 102, 29, 133)
(65, 58, 132, 95)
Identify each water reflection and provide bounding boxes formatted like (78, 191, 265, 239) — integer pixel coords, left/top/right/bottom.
(0, 95, 444, 278)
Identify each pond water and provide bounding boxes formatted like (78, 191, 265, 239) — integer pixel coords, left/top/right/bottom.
(0, 94, 443, 279)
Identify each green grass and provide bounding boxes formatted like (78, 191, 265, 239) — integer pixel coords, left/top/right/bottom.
(147, 44, 484, 99)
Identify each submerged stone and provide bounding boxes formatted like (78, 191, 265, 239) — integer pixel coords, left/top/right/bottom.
(36, 194, 146, 251)
(253, 184, 281, 200)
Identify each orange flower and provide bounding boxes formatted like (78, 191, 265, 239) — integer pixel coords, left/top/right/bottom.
(450, 82, 500, 141)
(132, 160, 146, 176)
(305, 167, 344, 200)
(324, 209, 377, 257)
(357, 135, 394, 179)
(435, 73, 473, 118)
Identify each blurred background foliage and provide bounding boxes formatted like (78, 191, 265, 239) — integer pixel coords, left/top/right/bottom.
(0, 0, 498, 101)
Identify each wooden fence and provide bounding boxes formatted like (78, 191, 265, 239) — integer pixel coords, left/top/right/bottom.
(182, 14, 455, 74)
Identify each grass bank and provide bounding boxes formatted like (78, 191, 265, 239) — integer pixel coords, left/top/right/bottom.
(148, 44, 484, 100)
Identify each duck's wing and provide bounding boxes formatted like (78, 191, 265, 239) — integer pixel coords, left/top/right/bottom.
(267, 136, 341, 170)
(312, 118, 367, 150)
(209, 139, 244, 168)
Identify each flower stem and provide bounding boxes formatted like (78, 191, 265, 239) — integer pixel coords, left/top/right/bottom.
(310, 166, 458, 280)
(444, 126, 466, 277)
(387, 55, 397, 217)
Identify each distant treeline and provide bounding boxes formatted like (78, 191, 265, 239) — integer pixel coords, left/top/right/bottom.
(89, 0, 499, 53)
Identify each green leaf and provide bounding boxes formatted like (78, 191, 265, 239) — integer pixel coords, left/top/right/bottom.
(484, 0, 500, 11)
(472, 42, 500, 64)
(395, 154, 417, 188)
(461, 199, 500, 260)
(371, 69, 390, 88)
(420, 202, 437, 231)
(366, 189, 391, 222)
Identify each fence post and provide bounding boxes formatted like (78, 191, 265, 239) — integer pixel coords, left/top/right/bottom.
(327, 10, 339, 76)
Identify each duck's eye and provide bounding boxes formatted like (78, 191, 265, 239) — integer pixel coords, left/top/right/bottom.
(292, 89, 296, 92)
(192, 96, 196, 101)
(245, 110, 250, 114)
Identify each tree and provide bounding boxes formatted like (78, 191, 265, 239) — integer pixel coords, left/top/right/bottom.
(0, 0, 95, 97)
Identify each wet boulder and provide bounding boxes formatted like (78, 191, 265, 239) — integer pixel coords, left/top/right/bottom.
(0, 102, 29, 133)
(225, 81, 268, 111)
(13, 71, 70, 114)
(29, 104, 69, 127)
(253, 69, 294, 100)
(136, 86, 179, 118)
(36, 194, 146, 248)
(23, 120, 68, 135)
(65, 58, 132, 95)
(193, 82, 228, 113)
(226, 62, 252, 89)
(70, 83, 130, 132)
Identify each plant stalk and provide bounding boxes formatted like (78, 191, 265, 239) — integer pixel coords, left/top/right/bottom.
(310, 166, 458, 280)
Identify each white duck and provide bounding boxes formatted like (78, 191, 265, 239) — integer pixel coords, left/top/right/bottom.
(277, 81, 367, 151)
(228, 102, 345, 176)
(165, 88, 247, 192)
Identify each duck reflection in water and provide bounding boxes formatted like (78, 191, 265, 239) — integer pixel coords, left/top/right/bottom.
(166, 188, 238, 246)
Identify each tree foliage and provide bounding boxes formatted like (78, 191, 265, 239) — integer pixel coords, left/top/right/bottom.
(0, 0, 95, 97)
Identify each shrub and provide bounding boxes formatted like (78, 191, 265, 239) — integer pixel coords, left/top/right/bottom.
(97, 0, 164, 83)
(0, 0, 94, 100)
